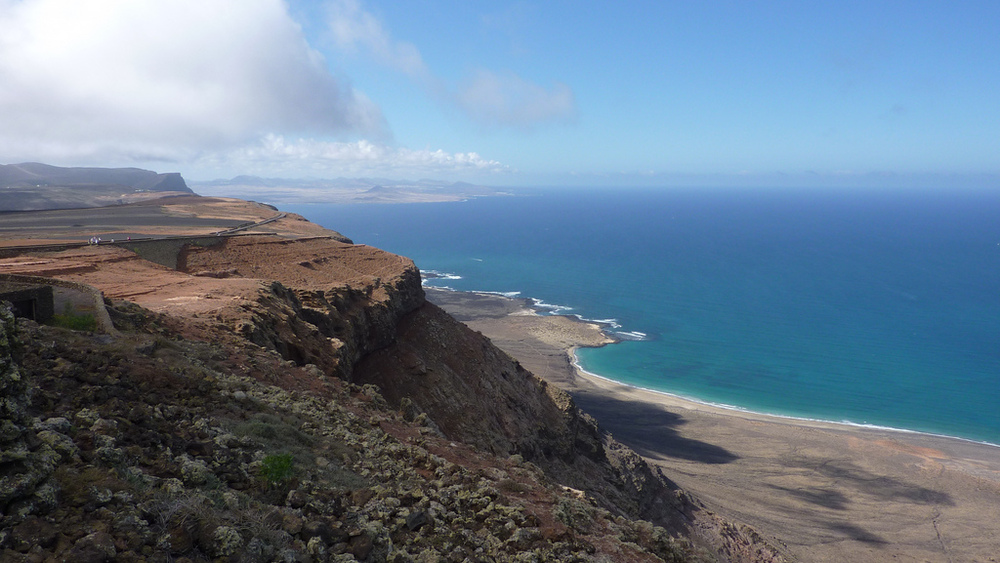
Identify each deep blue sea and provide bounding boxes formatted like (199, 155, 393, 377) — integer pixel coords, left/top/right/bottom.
(285, 187, 1000, 445)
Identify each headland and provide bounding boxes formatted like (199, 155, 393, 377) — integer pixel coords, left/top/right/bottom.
(1, 192, 786, 562)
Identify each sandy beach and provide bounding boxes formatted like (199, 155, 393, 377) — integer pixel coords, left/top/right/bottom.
(427, 287, 1000, 563)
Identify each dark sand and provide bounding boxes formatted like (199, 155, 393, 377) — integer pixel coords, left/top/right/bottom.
(428, 287, 1000, 563)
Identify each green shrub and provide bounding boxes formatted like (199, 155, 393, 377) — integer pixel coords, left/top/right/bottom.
(259, 454, 295, 485)
(49, 303, 98, 331)
(49, 314, 97, 331)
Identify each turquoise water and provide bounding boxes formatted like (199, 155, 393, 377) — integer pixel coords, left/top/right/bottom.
(284, 187, 1000, 444)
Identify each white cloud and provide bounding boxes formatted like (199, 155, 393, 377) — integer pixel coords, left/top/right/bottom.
(327, 0, 430, 80)
(0, 0, 387, 164)
(455, 70, 577, 128)
(326, 0, 577, 129)
(197, 134, 509, 178)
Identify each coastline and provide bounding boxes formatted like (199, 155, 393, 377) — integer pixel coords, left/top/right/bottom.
(431, 285, 1000, 448)
(568, 348, 1000, 451)
(426, 286, 1000, 562)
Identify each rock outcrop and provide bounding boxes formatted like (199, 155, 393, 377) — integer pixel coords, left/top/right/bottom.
(0, 306, 62, 523)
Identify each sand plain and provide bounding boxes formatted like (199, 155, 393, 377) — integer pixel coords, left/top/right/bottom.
(427, 287, 1000, 563)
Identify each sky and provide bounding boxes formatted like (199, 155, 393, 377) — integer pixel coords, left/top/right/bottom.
(1, 0, 998, 188)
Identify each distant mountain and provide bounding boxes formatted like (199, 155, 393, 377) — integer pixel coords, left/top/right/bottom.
(0, 163, 193, 212)
(191, 175, 509, 204)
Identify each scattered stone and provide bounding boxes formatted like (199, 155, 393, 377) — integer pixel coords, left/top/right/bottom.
(74, 408, 101, 427)
(349, 533, 374, 560)
(286, 488, 309, 508)
(406, 510, 430, 531)
(9, 516, 58, 552)
(35, 417, 71, 433)
(306, 536, 326, 558)
(35, 429, 79, 461)
(351, 488, 375, 507)
(67, 531, 117, 563)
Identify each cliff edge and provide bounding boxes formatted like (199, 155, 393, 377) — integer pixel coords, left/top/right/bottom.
(0, 199, 784, 562)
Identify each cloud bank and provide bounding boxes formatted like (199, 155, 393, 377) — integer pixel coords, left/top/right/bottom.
(0, 0, 386, 164)
(197, 134, 509, 178)
(0, 0, 519, 180)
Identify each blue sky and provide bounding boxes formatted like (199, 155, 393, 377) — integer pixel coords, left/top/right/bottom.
(1, 0, 998, 188)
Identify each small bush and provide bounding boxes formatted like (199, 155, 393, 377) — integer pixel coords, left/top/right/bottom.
(233, 414, 314, 449)
(259, 454, 295, 485)
(554, 496, 595, 532)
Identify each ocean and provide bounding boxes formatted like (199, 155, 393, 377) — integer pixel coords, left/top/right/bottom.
(284, 187, 1000, 445)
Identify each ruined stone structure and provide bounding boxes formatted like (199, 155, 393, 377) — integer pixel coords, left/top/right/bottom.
(0, 282, 53, 323)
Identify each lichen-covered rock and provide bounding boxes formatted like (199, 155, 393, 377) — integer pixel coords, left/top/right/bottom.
(0, 307, 62, 523)
(178, 455, 212, 486)
(35, 416, 71, 433)
(74, 408, 101, 427)
(0, 305, 28, 442)
(212, 525, 243, 557)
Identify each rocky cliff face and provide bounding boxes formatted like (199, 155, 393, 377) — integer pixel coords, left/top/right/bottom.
(0, 231, 783, 562)
(0, 163, 192, 193)
(174, 236, 783, 562)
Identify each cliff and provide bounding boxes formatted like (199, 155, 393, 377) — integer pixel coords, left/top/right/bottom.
(0, 163, 193, 211)
(0, 204, 783, 562)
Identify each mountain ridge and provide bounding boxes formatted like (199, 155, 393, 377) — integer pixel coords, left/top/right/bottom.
(0, 163, 193, 212)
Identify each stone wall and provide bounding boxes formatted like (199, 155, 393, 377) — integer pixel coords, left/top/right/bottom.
(0, 275, 114, 334)
(116, 236, 227, 269)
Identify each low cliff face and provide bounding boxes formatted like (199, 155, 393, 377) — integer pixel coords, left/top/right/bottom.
(177, 236, 425, 381)
(0, 230, 783, 562)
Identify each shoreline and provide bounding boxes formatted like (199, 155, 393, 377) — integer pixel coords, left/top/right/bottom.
(426, 285, 1000, 562)
(567, 348, 1000, 451)
(431, 284, 999, 449)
